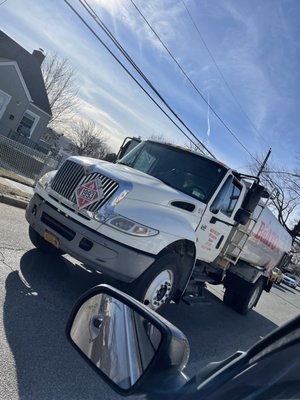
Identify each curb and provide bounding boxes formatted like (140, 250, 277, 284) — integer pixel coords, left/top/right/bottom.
(0, 194, 29, 209)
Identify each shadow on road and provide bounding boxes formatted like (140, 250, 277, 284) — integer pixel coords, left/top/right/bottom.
(3, 249, 121, 400)
(4, 249, 279, 397)
(274, 284, 297, 295)
(162, 288, 278, 376)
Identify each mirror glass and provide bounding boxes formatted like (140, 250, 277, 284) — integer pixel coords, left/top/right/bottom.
(70, 293, 162, 390)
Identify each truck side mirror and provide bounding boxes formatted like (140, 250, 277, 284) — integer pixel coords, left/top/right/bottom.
(241, 183, 265, 213)
(116, 137, 141, 161)
(66, 284, 189, 396)
(234, 208, 251, 225)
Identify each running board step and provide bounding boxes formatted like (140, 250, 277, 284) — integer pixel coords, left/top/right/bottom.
(182, 294, 211, 305)
(191, 271, 217, 283)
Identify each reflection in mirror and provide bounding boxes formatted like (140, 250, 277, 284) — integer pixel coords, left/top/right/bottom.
(70, 294, 162, 390)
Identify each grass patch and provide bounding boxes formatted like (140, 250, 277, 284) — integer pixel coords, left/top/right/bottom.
(0, 167, 33, 187)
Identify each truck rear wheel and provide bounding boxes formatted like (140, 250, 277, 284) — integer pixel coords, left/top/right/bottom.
(130, 252, 180, 313)
(223, 288, 236, 308)
(29, 226, 65, 256)
(224, 278, 264, 315)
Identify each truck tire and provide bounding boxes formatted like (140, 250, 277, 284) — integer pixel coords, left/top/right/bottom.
(225, 278, 264, 315)
(223, 288, 236, 308)
(234, 279, 264, 315)
(29, 226, 65, 256)
(129, 252, 180, 313)
(265, 279, 273, 293)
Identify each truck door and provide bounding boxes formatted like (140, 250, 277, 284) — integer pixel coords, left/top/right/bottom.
(195, 175, 243, 262)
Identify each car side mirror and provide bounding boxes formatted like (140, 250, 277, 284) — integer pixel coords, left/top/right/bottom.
(234, 208, 251, 225)
(66, 284, 189, 396)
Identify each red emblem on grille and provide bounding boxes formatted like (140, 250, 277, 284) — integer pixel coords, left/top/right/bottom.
(75, 178, 104, 209)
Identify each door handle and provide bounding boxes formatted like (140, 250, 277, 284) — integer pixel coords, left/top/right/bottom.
(210, 216, 236, 227)
(216, 235, 224, 249)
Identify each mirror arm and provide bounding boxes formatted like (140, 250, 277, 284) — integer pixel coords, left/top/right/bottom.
(210, 216, 237, 227)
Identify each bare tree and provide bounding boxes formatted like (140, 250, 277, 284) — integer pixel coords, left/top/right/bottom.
(69, 119, 111, 159)
(42, 53, 79, 128)
(249, 156, 300, 249)
(184, 139, 209, 153)
(149, 133, 171, 143)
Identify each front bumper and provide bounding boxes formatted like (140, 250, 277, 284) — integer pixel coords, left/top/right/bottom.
(26, 194, 155, 283)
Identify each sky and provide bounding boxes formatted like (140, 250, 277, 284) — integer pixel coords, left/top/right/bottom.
(1, 0, 300, 173)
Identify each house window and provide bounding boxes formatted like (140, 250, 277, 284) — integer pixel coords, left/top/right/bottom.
(17, 110, 39, 138)
(0, 89, 11, 119)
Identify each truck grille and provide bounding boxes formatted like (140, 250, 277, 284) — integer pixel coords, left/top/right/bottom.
(51, 160, 119, 212)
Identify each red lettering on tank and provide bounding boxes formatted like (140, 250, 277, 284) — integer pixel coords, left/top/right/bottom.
(254, 221, 279, 250)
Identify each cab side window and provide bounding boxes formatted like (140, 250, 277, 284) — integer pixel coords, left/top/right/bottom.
(210, 176, 241, 217)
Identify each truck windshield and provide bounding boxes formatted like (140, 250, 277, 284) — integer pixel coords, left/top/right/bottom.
(118, 141, 227, 203)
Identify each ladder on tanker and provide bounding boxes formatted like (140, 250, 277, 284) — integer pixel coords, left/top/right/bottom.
(221, 186, 280, 264)
(221, 203, 265, 264)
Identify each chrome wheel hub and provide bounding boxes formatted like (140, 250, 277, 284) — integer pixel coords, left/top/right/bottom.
(143, 270, 174, 310)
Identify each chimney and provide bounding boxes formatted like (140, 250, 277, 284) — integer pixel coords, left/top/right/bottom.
(32, 49, 45, 66)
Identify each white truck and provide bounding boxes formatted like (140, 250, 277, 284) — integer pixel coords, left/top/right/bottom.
(26, 140, 292, 314)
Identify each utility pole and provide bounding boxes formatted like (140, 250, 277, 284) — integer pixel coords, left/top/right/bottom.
(257, 148, 272, 178)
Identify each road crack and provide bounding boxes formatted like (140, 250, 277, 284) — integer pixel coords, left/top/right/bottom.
(0, 250, 14, 272)
(0, 246, 28, 252)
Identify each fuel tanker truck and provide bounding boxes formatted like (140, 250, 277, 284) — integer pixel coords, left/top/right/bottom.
(26, 140, 292, 314)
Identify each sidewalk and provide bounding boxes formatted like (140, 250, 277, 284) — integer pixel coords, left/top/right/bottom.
(0, 176, 33, 209)
(0, 177, 34, 196)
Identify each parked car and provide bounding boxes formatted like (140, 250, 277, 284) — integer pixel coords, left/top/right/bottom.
(66, 284, 300, 399)
(271, 267, 283, 284)
(282, 273, 299, 288)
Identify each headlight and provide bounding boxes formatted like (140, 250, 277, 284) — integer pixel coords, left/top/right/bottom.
(37, 170, 57, 190)
(106, 215, 159, 237)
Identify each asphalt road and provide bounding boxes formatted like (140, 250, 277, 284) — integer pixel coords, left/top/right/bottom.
(0, 203, 299, 399)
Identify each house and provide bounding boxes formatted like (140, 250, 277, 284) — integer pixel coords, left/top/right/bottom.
(41, 127, 77, 153)
(0, 30, 52, 147)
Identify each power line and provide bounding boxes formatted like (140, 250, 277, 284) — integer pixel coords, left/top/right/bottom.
(130, 2, 291, 189)
(64, 0, 214, 157)
(129, 0, 259, 163)
(181, 0, 269, 148)
(263, 171, 300, 178)
(0, 0, 8, 6)
(79, 0, 215, 158)
(130, 1, 289, 184)
(180, 2, 299, 185)
(69, 0, 282, 186)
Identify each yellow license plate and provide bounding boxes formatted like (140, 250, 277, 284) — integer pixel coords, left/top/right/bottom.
(44, 231, 60, 248)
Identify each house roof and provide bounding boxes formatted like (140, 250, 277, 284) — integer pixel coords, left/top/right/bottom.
(0, 30, 52, 116)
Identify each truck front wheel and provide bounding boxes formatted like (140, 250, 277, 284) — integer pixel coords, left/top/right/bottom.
(29, 226, 65, 256)
(130, 252, 180, 313)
